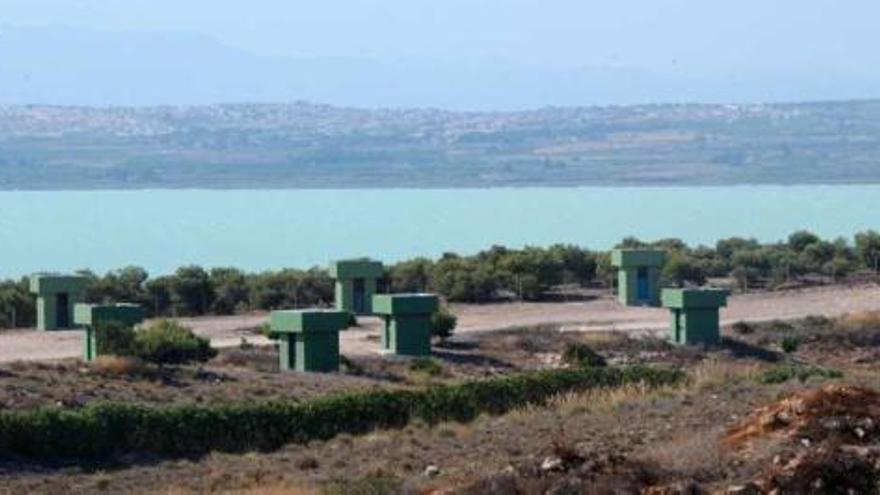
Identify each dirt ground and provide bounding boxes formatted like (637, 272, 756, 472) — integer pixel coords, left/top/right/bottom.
(1, 283, 879, 363)
(4, 313, 880, 493)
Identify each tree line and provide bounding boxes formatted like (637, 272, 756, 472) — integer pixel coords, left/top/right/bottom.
(1, 230, 878, 328)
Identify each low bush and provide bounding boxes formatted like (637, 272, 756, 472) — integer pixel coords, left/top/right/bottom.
(133, 320, 217, 365)
(759, 364, 843, 385)
(430, 307, 458, 340)
(94, 320, 137, 357)
(780, 335, 803, 354)
(409, 358, 443, 377)
(561, 343, 607, 368)
(258, 322, 278, 341)
(0, 366, 682, 460)
(730, 321, 754, 335)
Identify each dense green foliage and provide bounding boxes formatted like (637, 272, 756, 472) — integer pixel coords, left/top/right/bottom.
(132, 320, 217, 365)
(759, 364, 843, 384)
(94, 321, 137, 357)
(0, 230, 878, 328)
(561, 343, 608, 368)
(93, 320, 215, 365)
(0, 366, 682, 460)
(429, 306, 458, 340)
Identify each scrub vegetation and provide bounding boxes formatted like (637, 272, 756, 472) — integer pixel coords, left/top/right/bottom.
(1, 230, 879, 328)
(2, 314, 880, 493)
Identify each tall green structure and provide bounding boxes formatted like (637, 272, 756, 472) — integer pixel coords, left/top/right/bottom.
(270, 309, 350, 372)
(611, 249, 666, 307)
(73, 303, 145, 361)
(662, 288, 729, 346)
(29, 274, 89, 330)
(372, 293, 438, 357)
(330, 259, 384, 315)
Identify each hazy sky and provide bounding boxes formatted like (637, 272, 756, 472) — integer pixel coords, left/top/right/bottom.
(4, 0, 879, 72)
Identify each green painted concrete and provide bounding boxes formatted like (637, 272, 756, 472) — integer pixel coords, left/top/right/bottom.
(73, 303, 145, 361)
(661, 288, 729, 346)
(372, 293, 438, 357)
(330, 259, 383, 315)
(270, 309, 349, 372)
(29, 274, 89, 331)
(611, 249, 666, 307)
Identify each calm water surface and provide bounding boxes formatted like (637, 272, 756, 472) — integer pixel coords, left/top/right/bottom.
(1, 186, 878, 277)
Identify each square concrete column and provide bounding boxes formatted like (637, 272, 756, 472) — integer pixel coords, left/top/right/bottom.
(73, 303, 145, 361)
(29, 274, 89, 330)
(372, 293, 438, 357)
(611, 249, 666, 307)
(661, 288, 729, 345)
(329, 259, 383, 315)
(270, 309, 350, 372)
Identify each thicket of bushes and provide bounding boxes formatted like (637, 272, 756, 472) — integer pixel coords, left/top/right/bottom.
(0, 366, 682, 460)
(1, 230, 878, 327)
(95, 320, 216, 365)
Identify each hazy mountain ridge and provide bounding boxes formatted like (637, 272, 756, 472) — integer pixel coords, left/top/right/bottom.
(1, 100, 879, 188)
(4, 24, 880, 110)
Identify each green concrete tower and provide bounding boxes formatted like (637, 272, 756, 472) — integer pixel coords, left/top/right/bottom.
(270, 309, 350, 372)
(330, 259, 384, 315)
(372, 293, 438, 357)
(611, 249, 666, 307)
(29, 274, 89, 330)
(73, 303, 145, 361)
(662, 288, 729, 346)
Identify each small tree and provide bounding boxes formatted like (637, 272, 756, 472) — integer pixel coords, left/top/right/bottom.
(430, 306, 458, 340)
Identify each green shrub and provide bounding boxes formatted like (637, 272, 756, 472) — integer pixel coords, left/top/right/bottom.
(258, 322, 278, 341)
(561, 343, 607, 368)
(409, 358, 443, 377)
(133, 320, 217, 365)
(759, 364, 843, 384)
(430, 307, 457, 340)
(0, 366, 682, 460)
(94, 320, 137, 356)
(780, 335, 802, 354)
(731, 321, 754, 335)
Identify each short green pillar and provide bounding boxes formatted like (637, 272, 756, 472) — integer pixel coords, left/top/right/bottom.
(661, 289, 729, 346)
(29, 274, 89, 330)
(372, 293, 438, 357)
(330, 259, 383, 315)
(73, 303, 145, 361)
(611, 249, 666, 307)
(270, 309, 350, 372)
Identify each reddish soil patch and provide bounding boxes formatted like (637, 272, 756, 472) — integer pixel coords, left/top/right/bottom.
(725, 384, 880, 449)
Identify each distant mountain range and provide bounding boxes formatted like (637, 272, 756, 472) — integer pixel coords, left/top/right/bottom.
(3, 25, 880, 109)
(1, 100, 880, 189)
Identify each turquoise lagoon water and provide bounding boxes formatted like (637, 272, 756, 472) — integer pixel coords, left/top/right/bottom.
(0, 186, 878, 277)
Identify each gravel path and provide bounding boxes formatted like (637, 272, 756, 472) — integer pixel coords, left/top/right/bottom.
(1, 284, 878, 363)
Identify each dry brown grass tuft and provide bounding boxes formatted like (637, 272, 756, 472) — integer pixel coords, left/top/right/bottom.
(691, 359, 760, 390)
(836, 311, 880, 331)
(91, 355, 145, 375)
(637, 429, 730, 483)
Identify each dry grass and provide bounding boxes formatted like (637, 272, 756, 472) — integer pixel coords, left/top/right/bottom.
(835, 311, 880, 331)
(637, 428, 731, 483)
(91, 355, 145, 375)
(691, 359, 761, 390)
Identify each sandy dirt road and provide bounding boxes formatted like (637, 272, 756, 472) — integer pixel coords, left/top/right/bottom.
(1, 284, 878, 363)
